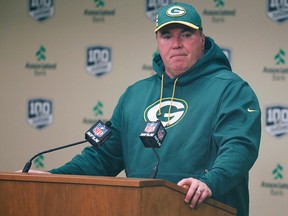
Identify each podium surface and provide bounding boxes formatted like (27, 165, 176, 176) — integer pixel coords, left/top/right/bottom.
(0, 172, 236, 216)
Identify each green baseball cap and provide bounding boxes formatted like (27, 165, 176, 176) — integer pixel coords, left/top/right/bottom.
(155, 2, 202, 32)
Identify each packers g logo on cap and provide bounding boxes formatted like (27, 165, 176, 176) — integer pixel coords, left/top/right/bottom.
(166, 6, 186, 17)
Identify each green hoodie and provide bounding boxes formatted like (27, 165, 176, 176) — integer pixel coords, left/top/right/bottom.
(50, 37, 261, 216)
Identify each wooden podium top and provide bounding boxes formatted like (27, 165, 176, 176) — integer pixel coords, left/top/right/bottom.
(0, 172, 236, 216)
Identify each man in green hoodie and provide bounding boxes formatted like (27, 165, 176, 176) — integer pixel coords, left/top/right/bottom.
(48, 2, 261, 216)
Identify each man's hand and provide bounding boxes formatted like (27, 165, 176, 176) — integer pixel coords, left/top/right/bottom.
(16, 169, 51, 174)
(177, 177, 212, 208)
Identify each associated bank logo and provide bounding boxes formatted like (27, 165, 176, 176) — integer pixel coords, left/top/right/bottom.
(261, 163, 288, 196)
(93, 101, 104, 116)
(275, 48, 286, 65)
(27, 98, 53, 129)
(83, 0, 116, 23)
(83, 101, 109, 125)
(214, 0, 224, 7)
(94, 0, 105, 7)
(203, 0, 236, 23)
(33, 155, 45, 169)
(36, 45, 46, 61)
(263, 49, 288, 81)
(273, 164, 284, 180)
(267, 0, 288, 24)
(265, 105, 288, 138)
(146, 0, 171, 21)
(144, 98, 188, 128)
(28, 0, 54, 22)
(221, 47, 232, 63)
(86, 46, 112, 77)
(25, 45, 57, 76)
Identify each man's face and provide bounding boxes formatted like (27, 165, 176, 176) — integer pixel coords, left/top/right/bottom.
(156, 24, 205, 78)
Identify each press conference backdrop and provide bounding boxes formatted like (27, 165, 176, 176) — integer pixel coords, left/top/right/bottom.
(0, 0, 287, 215)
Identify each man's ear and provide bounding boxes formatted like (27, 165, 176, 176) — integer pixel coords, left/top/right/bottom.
(201, 33, 206, 50)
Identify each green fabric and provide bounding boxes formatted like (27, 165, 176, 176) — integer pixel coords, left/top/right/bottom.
(50, 37, 261, 216)
(155, 2, 202, 32)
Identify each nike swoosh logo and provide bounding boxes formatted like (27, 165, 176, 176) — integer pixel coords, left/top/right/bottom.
(247, 108, 258, 112)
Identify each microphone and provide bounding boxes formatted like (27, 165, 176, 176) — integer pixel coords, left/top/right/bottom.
(85, 120, 112, 149)
(139, 120, 167, 179)
(22, 120, 112, 173)
(139, 120, 167, 148)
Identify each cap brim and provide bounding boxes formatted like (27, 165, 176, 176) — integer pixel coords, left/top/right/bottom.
(155, 21, 200, 32)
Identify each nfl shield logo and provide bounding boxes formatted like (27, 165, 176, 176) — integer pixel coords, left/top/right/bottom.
(144, 122, 157, 133)
(267, 0, 288, 23)
(93, 123, 107, 137)
(157, 128, 165, 141)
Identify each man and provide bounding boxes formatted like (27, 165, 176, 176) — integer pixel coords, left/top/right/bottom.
(47, 2, 260, 216)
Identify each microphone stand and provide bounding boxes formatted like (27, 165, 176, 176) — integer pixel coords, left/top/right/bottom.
(22, 140, 87, 173)
(150, 148, 160, 179)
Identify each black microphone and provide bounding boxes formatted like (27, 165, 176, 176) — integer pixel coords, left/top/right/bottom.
(22, 120, 112, 173)
(139, 120, 167, 179)
(85, 120, 112, 149)
(139, 120, 167, 148)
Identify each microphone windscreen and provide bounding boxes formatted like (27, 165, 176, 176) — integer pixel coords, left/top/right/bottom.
(139, 120, 167, 148)
(85, 120, 112, 148)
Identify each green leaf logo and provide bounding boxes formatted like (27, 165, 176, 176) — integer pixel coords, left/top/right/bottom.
(33, 154, 45, 169)
(274, 49, 286, 65)
(93, 101, 104, 116)
(214, 0, 225, 8)
(94, 0, 105, 8)
(272, 164, 283, 180)
(36, 45, 46, 61)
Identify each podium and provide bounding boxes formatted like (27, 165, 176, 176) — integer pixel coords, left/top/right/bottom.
(0, 172, 236, 216)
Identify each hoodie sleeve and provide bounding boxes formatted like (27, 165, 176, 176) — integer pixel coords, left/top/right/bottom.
(199, 80, 261, 197)
(49, 93, 126, 176)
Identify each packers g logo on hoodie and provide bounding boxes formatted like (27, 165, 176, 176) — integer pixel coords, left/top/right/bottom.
(144, 98, 188, 128)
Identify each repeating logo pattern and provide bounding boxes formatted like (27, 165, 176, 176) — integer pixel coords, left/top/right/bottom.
(94, 0, 105, 8)
(273, 164, 284, 180)
(214, 0, 225, 8)
(261, 163, 287, 196)
(267, 0, 288, 23)
(86, 46, 112, 77)
(27, 98, 53, 129)
(83, 0, 116, 23)
(265, 105, 288, 137)
(25, 45, 57, 76)
(33, 155, 45, 169)
(28, 0, 54, 21)
(83, 101, 108, 125)
(93, 101, 104, 116)
(275, 49, 286, 65)
(263, 48, 288, 81)
(203, 0, 236, 23)
(36, 46, 46, 61)
(146, 0, 171, 21)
